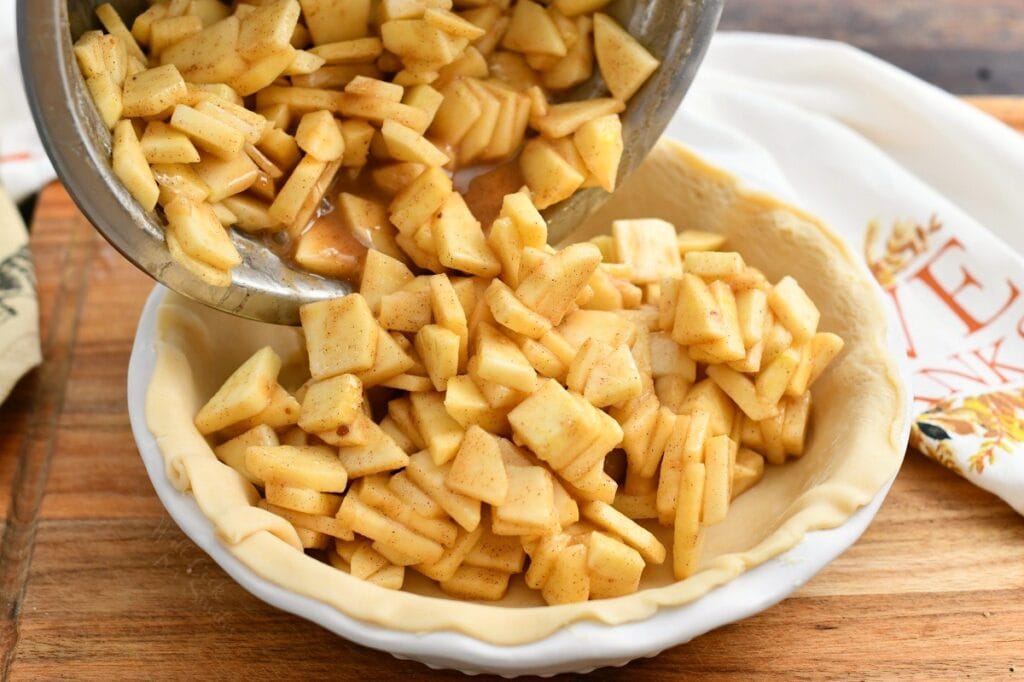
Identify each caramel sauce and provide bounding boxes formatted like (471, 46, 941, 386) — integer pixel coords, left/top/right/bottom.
(261, 98, 529, 284)
(463, 161, 525, 228)
(293, 206, 368, 280)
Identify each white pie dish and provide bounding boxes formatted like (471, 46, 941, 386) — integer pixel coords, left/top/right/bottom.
(128, 283, 903, 674)
(128, 232, 911, 677)
(126, 104, 916, 673)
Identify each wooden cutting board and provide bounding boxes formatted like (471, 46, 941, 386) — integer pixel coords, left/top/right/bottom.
(1, 99, 1023, 681)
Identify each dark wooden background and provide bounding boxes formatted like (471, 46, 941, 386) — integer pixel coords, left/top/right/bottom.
(722, 0, 1024, 94)
(3, 2, 1024, 680)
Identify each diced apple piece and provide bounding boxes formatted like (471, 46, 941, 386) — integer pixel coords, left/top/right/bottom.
(268, 154, 327, 224)
(379, 287, 433, 332)
(443, 375, 510, 434)
(769, 275, 820, 343)
(541, 543, 589, 604)
(111, 120, 159, 212)
(445, 425, 507, 505)
(214, 424, 278, 484)
(552, 0, 611, 17)
(150, 15, 203, 56)
(732, 447, 765, 499)
(533, 98, 624, 139)
(573, 113, 621, 192)
(194, 346, 281, 433)
(360, 250, 415, 313)
(164, 194, 242, 270)
(160, 16, 248, 86)
(165, 230, 231, 287)
(141, 121, 200, 165)
(72, 31, 109, 80)
(684, 250, 744, 279)
(807, 331, 845, 385)
(593, 13, 659, 102)
(95, 3, 146, 62)
(671, 273, 725, 346)
(705, 364, 777, 421)
(333, 119, 373, 168)
(170, 104, 245, 159)
(612, 218, 682, 284)
(516, 242, 602, 325)
(286, 50, 326, 76)
(238, 0, 302, 60)
(389, 166, 452, 235)
(295, 110, 346, 161)
(338, 420, 410, 477)
(430, 79, 481, 145)
(300, 294, 379, 378)
(265, 482, 341, 516)
(121, 63, 188, 119)
(494, 465, 558, 535)
(298, 373, 362, 433)
(473, 323, 538, 393)
(432, 192, 501, 277)
(193, 153, 259, 203)
(502, 0, 566, 57)
(648, 331, 696, 380)
(586, 531, 643, 599)
(580, 342, 643, 408)
(354, 327, 416, 387)
(84, 73, 123, 129)
(735, 287, 768, 349)
(542, 15, 593, 91)
(406, 451, 481, 531)
(425, 8, 486, 40)
(678, 379, 735, 438)
(415, 324, 460, 390)
(337, 492, 443, 562)
(678, 229, 727, 254)
(673, 461, 705, 580)
(346, 75, 404, 102)
(300, 0, 372, 44)
(688, 281, 745, 364)
(381, 19, 459, 65)
(410, 391, 465, 466)
(519, 137, 584, 210)
(381, 119, 449, 166)
(456, 78, 501, 165)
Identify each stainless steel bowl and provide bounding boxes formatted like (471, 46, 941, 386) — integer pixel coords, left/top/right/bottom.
(19, 0, 721, 325)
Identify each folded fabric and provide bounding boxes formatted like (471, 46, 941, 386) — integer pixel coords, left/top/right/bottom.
(0, 184, 41, 402)
(1, 0, 56, 202)
(672, 32, 1024, 514)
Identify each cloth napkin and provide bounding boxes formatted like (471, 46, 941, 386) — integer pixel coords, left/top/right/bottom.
(2, 0, 56, 203)
(1, 0, 46, 401)
(0, 186, 41, 401)
(674, 32, 1024, 514)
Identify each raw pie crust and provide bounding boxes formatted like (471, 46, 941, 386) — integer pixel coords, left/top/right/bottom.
(145, 139, 908, 646)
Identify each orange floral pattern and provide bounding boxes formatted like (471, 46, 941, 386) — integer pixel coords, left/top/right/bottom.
(864, 215, 942, 288)
(914, 388, 1024, 474)
(865, 216, 1024, 484)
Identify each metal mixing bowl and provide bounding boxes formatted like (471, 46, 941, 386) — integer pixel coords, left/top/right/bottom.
(19, 0, 721, 324)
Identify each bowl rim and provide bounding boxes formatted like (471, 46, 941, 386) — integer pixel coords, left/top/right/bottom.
(128, 284, 912, 676)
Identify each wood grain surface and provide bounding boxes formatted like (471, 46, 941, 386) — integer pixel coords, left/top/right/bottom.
(1, 99, 1023, 680)
(722, 0, 1024, 95)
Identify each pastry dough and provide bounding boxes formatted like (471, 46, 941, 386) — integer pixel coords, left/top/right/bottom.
(146, 140, 908, 645)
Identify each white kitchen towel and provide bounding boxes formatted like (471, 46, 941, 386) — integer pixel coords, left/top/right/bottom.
(0, 184, 40, 401)
(673, 32, 1024, 514)
(1, 0, 56, 202)
(1, 0, 45, 400)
